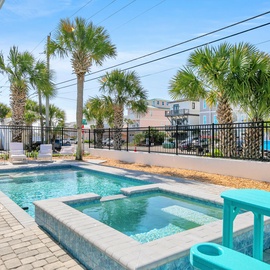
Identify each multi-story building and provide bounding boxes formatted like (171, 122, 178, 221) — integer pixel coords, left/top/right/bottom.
(199, 99, 248, 124)
(165, 99, 200, 126)
(126, 98, 171, 128)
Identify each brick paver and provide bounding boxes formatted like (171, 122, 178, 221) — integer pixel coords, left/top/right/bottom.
(0, 204, 86, 270)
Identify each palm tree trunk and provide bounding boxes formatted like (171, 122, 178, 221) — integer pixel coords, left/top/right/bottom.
(113, 105, 124, 150)
(38, 90, 44, 144)
(216, 94, 236, 157)
(10, 85, 27, 142)
(96, 120, 104, 148)
(76, 74, 84, 160)
(242, 121, 263, 159)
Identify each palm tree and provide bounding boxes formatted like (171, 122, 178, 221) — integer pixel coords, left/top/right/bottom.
(49, 17, 116, 160)
(48, 104, 66, 151)
(24, 99, 40, 150)
(0, 103, 11, 124)
(99, 69, 148, 150)
(83, 96, 113, 148)
(0, 46, 35, 141)
(169, 43, 236, 157)
(226, 43, 270, 159)
(29, 60, 56, 143)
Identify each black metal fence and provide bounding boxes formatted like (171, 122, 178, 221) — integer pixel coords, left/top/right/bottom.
(1, 121, 270, 162)
(90, 121, 270, 162)
(0, 125, 78, 153)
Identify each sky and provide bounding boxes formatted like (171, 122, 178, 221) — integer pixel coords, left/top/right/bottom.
(1, 0, 270, 123)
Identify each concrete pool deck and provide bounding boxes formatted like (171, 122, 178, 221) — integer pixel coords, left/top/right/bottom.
(1, 160, 270, 269)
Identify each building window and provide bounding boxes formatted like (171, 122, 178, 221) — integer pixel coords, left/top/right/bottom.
(173, 104, 179, 111)
(162, 102, 164, 105)
(157, 101, 160, 105)
(213, 115, 218, 124)
(192, 102, 195, 109)
(167, 102, 169, 106)
(152, 101, 155, 106)
(203, 100, 207, 109)
(203, 115, 207, 124)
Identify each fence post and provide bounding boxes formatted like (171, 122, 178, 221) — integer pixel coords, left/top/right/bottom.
(61, 127, 64, 147)
(126, 127, 129, 152)
(148, 126, 151, 153)
(88, 129, 90, 149)
(176, 125, 178, 155)
(211, 123, 215, 158)
(261, 121, 264, 160)
(108, 128, 111, 150)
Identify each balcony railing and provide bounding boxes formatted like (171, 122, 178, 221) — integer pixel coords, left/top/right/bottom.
(165, 109, 189, 117)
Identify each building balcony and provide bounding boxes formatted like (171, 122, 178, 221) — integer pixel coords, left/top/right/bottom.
(165, 109, 189, 117)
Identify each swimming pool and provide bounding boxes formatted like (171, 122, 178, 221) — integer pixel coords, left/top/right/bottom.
(71, 191, 223, 243)
(0, 166, 149, 217)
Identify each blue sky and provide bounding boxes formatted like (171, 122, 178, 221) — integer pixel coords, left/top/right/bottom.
(1, 0, 270, 122)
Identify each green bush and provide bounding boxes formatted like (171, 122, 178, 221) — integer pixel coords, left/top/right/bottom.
(26, 151, 38, 159)
(205, 149, 223, 157)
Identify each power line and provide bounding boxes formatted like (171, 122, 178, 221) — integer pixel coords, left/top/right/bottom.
(96, 0, 137, 25)
(55, 21, 270, 90)
(55, 10, 270, 86)
(111, 0, 167, 32)
(31, 0, 103, 54)
(86, 0, 117, 22)
(69, 0, 93, 19)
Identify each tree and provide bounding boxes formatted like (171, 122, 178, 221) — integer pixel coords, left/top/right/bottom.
(226, 43, 270, 159)
(99, 69, 148, 150)
(0, 103, 11, 124)
(24, 99, 40, 150)
(29, 60, 56, 143)
(49, 17, 116, 160)
(83, 96, 113, 148)
(48, 104, 66, 151)
(169, 43, 236, 157)
(0, 46, 35, 141)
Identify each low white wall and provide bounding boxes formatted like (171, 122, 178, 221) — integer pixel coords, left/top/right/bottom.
(89, 149, 270, 183)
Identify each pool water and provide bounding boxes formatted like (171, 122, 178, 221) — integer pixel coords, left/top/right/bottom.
(0, 167, 149, 217)
(72, 192, 223, 243)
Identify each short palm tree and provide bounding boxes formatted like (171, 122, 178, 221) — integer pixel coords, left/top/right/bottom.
(29, 60, 56, 143)
(0, 103, 11, 124)
(84, 96, 113, 148)
(99, 69, 148, 150)
(49, 17, 116, 160)
(48, 104, 66, 151)
(169, 43, 236, 157)
(0, 46, 35, 141)
(24, 99, 40, 150)
(227, 43, 270, 159)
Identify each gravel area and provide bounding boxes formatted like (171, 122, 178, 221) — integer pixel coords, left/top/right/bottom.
(82, 155, 270, 191)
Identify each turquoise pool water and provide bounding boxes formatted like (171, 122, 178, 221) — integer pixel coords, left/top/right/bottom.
(0, 167, 149, 217)
(72, 192, 223, 243)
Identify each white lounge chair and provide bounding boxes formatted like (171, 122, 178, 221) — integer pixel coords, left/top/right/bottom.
(59, 145, 75, 158)
(9, 142, 27, 163)
(37, 144, 52, 161)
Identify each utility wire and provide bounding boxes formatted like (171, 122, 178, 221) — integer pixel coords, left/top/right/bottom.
(96, 0, 137, 25)
(41, 36, 270, 95)
(31, 0, 100, 54)
(111, 0, 167, 32)
(86, 0, 117, 22)
(55, 10, 270, 86)
(55, 21, 270, 90)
